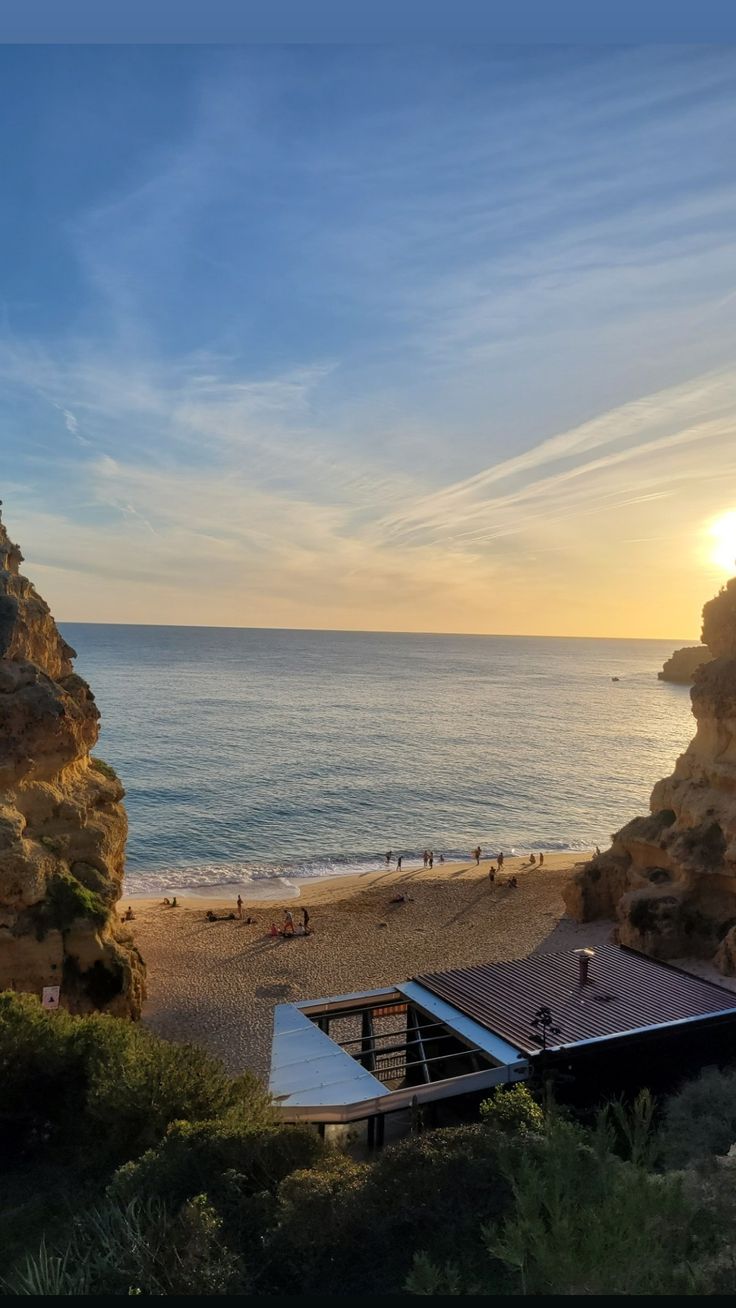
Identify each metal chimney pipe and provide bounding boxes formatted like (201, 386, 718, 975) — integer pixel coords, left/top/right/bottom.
(574, 947, 595, 986)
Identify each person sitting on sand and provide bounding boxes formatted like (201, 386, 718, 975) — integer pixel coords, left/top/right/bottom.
(488, 865, 496, 883)
(508, 875, 518, 888)
(390, 892, 413, 904)
(529, 853, 536, 865)
(122, 906, 134, 921)
(245, 915, 256, 925)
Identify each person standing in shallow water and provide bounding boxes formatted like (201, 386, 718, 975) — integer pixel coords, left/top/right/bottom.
(385, 851, 392, 867)
(428, 851, 434, 869)
(397, 855, 402, 871)
(423, 850, 428, 867)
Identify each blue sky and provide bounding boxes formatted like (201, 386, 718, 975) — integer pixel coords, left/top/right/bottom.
(3, 44, 736, 635)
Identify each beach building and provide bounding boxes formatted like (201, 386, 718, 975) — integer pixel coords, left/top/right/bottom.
(269, 944, 736, 1145)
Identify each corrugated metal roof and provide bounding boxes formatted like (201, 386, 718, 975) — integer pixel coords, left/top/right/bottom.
(414, 945, 736, 1054)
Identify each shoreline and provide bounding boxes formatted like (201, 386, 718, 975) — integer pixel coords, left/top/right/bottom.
(122, 848, 596, 906)
(122, 851, 586, 910)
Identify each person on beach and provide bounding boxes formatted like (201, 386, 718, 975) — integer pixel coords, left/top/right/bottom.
(302, 907, 310, 935)
(508, 875, 518, 888)
(122, 906, 134, 921)
(283, 909, 295, 936)
(595, 845, 601, 857)
(386, 851, 392, 867)
(397, 855, 403, 871)
(539, 853, 544, 866)
(423, 850, 428, 867)
(473, 846, 481, 865)
(439, 853, 445, 863)
(236, 894, 243, 919)
(268, 922, 279, 937)
(488, 865, 496, 884)
(428, 851, 434, 869)
(530, 853, 536, 865)
(497, 852, 504, 869)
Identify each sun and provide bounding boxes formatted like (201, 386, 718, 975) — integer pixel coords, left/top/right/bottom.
(708, 511, 736, 572)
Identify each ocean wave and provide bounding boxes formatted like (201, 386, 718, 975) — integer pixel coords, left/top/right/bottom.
(122, 838, 595, 899)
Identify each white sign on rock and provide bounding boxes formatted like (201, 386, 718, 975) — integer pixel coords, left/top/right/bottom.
(42, 985, 61, 1010)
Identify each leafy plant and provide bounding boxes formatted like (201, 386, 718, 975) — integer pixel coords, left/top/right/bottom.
(480, 1083, 544, 1135)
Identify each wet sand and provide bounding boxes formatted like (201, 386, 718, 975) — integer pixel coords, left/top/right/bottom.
(127, 853, 613, 1078)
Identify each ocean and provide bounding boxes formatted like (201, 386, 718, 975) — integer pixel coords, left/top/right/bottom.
(60, 625, 696, 900)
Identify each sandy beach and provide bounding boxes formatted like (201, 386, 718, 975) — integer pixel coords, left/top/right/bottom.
(128, 853, 617, 1078)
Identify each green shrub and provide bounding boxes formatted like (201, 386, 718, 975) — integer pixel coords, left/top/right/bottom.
(0, 992, 271, 1170)
(89, 757, 119, 783)
(6, 1194, 234, 1296)
(480, 1083, 544, 1134)
(659, 1066, 736, 1168)
(484, 1116, 709, 1295)
(31, 871, 108, 938)
(269, 1124, 516, 1296)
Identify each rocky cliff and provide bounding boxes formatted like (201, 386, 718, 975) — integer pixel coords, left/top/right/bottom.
(0, 509, 145, 1015)
(658, 644, 713, 684)
(565, 576, 736, 971)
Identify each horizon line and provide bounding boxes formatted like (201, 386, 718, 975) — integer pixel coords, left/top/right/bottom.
(57, 619, 700, 643)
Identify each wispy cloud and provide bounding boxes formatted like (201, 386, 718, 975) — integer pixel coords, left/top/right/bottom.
(2, 46, 736, 635)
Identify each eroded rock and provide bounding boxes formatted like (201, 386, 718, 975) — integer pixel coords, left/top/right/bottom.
(658, 645, 713, 684)
(0, 509, 145, 1015)
(565, 577, 736, 969)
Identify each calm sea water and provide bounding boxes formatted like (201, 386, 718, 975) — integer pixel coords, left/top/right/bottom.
(61, 625, 696, 899)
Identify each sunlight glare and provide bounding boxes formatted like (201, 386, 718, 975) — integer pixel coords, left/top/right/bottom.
(709, 511, 736, 572)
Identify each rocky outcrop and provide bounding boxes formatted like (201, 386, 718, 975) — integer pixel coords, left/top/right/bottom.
(659, 645, 713, 684)
(565, 576, 736, 970)
(0, 509, 145, 1015)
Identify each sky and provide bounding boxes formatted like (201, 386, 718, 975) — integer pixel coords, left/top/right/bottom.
(3, 44, 736, 638)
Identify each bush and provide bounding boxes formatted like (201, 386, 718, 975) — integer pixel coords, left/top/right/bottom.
(6, 1194, 235, 1296)
(0, 992, 271, 1169)
(480, 1083, 544, 1135)
(408, 1115, 715, 1295)
(31, 871, 108, 937)
(89, 757, 119, 783)
(659, 1066, 736, 1168)
(484, 1116, 710, 1295)
(270, 1125, 516, 1295)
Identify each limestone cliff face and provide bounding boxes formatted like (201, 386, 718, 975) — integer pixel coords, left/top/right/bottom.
(0, 510, 145, 1015)
(565, 576, 736, 971)
(658, 644, 713, 684)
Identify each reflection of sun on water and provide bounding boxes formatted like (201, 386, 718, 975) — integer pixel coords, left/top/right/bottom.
(709, 511, 736, 572)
